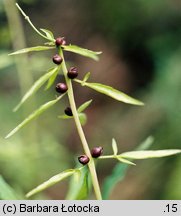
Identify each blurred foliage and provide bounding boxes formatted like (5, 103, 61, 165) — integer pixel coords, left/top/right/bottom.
(0, 0, 181, 199)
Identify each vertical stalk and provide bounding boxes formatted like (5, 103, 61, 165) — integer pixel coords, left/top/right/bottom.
(59, 49, 102, 200)
(3, 0, 38, 143)
(4, 0, 33, 107)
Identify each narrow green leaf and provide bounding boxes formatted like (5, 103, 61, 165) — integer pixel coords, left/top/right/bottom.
(9, 46, 55, 55)
(120, 150, 181, 160)
(0, 176, 20, 200)
(45, 67, 59, 90)
(112, 138, 118, 155)
(40, 28, 55, 41)
(117, 157, 136, 165)
(62, 45, 102, 61)
(75, 80, 144, 106)
(77, 99, 92, 113)
(66, 167, 90, 200)
(6, 95, 64, 139)
(26, 169, 76, 198)
(14, 67, 58, 111)
(82, 72, 91, 83)
(66, 169, 81, 199)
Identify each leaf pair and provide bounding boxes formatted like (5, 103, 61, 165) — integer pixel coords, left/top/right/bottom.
(111, 139, 136, 165)
(100, 138, 181, 165)
(9, 44, 102, 61)
(102, 137, 181, 199)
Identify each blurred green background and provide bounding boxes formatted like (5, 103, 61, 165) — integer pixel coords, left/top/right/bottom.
(0, 0, 181, 199)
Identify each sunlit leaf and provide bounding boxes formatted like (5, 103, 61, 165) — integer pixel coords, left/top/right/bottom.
(112, 138, 118, 155)
(40, 28, 55, 41)
(84, 82, 144, 105)
(14, 67, 58, 111)
(0, 176, 20, 200)
(117, 157, 136, 165)
(62, 45, 102, 61)
(45, 67, 59, 90)
(9, 46, 55, 55)
(120, 150, 181, 160)
(77, 100, 92, 113)
(66, 167, 90, 200)
(6, 95, 64, 139)
(26, 169, 76, 198)
(75, 80, 144, 106)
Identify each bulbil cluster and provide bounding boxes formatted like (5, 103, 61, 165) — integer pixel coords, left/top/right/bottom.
(53, 38, 78, 116)
(53, 37, 103, 167)
(78, 147, 103, 165)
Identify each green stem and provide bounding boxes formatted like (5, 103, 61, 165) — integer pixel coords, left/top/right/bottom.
(99, 155, 115, 159)
(15, 3, 54, 42)
(59, 49, 102, 200)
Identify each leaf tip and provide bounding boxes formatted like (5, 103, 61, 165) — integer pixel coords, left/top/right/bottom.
(139, 102, 145, 106)
(112, 138, 118, 155)
(13, 105, 20, 112)
(135, 100, 145, 106)
(25, 192, 32, 198)
(5, 134, 10, 139)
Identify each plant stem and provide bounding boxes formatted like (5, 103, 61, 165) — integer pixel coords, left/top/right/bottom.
(3, 0, 38, 143)
(99, 155, 115, 159)
(15, 3, 54, 42)
(59, 49, 102, 200)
